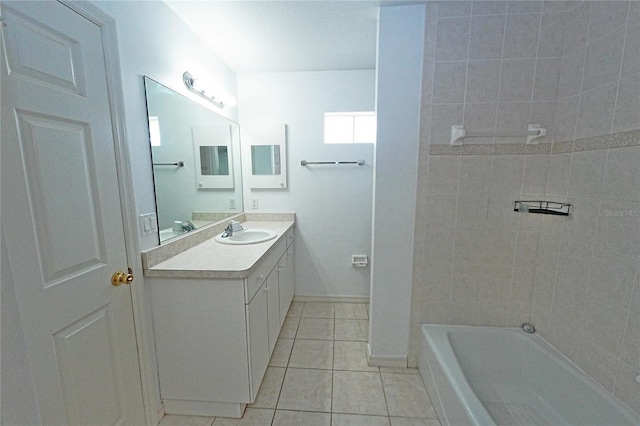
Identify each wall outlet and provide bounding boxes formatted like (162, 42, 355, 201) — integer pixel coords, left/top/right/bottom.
(229, 198, 236, 209)
(251, 198, 259, 209)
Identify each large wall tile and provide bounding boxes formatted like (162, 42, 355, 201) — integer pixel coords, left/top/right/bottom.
(582, 26, 625, 92)
(433, 61, 467, 103)
(503, 12, 541, 58)
(545, 152, 571, 196)
(456, 194, 489, 231)
(631, 263, 640, 315)
(523, 154, 550, 194)
(575, 83, 618, 139)
(588, 1, 629, 42)
(424, 195, 457, 230)
(499, 59, 536, 101)
(589, 248, 638, 307)
(620, 311, 640, 370)
(437, 1, 472, 18)
(596, 200, 640, 256)
(602, 146, 640, 202)
(558, 47, 586, 99)
(490, 155, 526, 195)
(469, 15, 506, 59)
(466, 60, 501, 102)
(463, 103, 497, 143)
(582, 293, 628, 357)
(613, 361, 640, 414)
(612, 73, 640, 134)
(621, 18, 639, 78)
(430, 103, 464, 144)
(562, 196, 601, 246)
(533, 58, 563, 101)
(426, 156, 460, 194)
(567, 149, 607, 198)
(459, 155, 493, 194)
(538, 12, 568, 57)
(564, 1, 591, 53)
(436, 16, 471, 61)
(472, 1, 507, 16)
(552, 96, 579, 142)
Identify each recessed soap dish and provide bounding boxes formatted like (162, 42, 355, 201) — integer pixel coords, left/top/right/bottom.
(514, 201, 571, 216)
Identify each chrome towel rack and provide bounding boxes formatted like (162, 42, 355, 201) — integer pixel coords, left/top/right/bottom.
(153, 161, 184, 167)
(300, 160, 365, 166)
(450, 124, 546, 145)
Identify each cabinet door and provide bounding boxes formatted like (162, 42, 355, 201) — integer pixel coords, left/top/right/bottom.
(278, 243, 295, 325)
(246, 283, 269, 402)
(265, 271, 280, 355)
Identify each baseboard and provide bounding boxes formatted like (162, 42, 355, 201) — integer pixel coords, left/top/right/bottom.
(366, 343, 408, 368)
(293, 295, 369, 304)
(163, 399, 246, 418)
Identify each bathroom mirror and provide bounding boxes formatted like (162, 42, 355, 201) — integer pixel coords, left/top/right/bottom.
(251, 145, 281, 175)
(246, 123, 287, 189)
(144, 76, 243, 243)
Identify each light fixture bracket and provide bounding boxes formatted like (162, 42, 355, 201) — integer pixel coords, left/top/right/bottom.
(183, 71, 225, 109)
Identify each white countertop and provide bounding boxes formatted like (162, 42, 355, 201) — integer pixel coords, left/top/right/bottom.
(144, 220, 294, 279)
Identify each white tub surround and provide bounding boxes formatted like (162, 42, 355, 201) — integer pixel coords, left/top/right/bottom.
(142, 216, 295, 417)
(419, 325, 640, 426)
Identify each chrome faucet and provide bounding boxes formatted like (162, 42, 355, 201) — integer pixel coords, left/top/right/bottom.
(222, 223, 234, 238)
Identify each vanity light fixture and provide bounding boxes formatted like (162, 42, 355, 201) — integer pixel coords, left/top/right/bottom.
(183, 71, 225, 109)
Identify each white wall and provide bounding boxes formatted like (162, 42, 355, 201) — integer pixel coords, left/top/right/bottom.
(368, 4, 425, 365)
(91, 0, 240, 412)
(238, 70, 375, 297)
(93, 0, 239, 251)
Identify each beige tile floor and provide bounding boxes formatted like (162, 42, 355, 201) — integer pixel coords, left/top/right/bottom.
(159, 302, 442, 426)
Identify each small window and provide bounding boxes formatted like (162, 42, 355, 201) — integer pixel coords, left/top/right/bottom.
(324, 112, 376, 144)
(149, 116, 162, 147)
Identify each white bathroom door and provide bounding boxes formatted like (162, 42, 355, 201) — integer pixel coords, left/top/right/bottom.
(1, 1, 145, 425)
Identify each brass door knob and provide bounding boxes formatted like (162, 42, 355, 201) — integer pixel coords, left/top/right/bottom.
(112, 268, 134, 286)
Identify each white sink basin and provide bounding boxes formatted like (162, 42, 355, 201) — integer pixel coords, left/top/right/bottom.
(215, 229, 277, 245)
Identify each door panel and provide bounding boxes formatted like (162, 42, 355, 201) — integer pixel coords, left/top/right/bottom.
(1, 2, 145, 424)
(2, 4, 86, 95)
(15, 110, 106, 286)
(53, 304, 125, 425)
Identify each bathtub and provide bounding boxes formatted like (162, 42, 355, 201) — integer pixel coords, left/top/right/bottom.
(418, 324, 640, 426)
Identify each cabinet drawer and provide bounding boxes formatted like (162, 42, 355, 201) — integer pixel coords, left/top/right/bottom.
(245, 237, 286, 303)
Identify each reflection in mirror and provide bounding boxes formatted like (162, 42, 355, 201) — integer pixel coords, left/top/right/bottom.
(251, 145, 281, 175)
(144, 76, 243, 243)
(200, 146, 229, 175)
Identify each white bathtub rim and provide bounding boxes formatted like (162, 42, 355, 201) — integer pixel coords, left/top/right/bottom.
(419, 324, 640, 426)
(420, 324, 495, 426)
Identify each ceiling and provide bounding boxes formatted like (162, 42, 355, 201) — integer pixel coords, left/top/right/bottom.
(164, 1, 384, 73)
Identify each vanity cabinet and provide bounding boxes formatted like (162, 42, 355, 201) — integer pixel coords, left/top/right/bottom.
(148, 225, 295, 417)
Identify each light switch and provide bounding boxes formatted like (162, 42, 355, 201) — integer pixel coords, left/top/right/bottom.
(139, 213, 157, 236)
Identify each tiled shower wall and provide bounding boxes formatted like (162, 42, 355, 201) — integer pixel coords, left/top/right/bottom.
(410, 0, 640, 414)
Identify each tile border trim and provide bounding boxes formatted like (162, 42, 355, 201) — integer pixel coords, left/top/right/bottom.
(428, 130, 640, 155)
